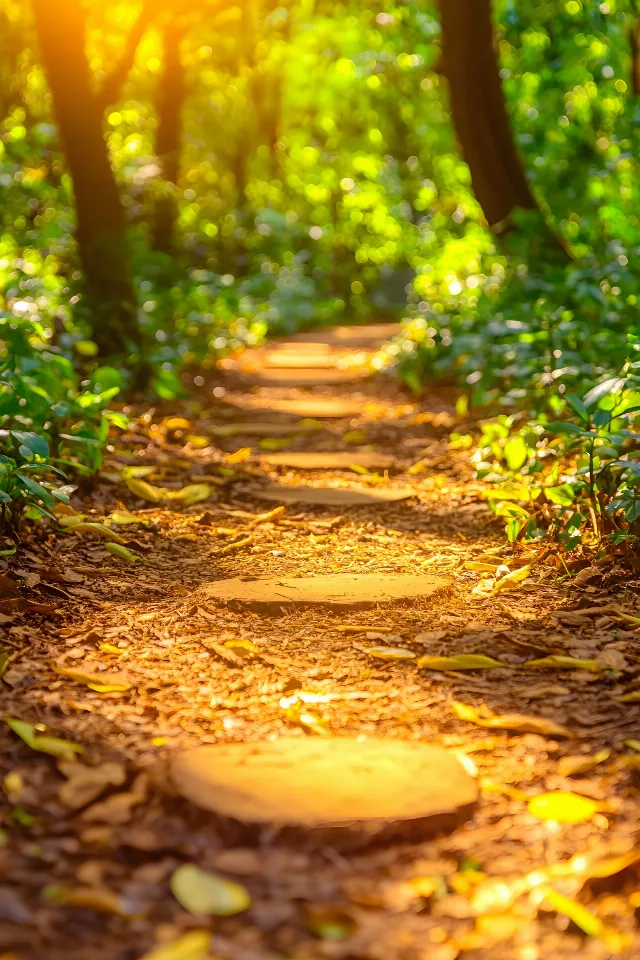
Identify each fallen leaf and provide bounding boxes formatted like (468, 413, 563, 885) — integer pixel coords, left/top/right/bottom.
(525, 655, 602, 673)
(170, 864, 251, 916)
(614, 690, 640, 703)
(0, 651, 8, 681)
(360, 646, 416, 661)
(109, 511, 146, 525)
(224, 447, 252, 464)
(465, 561, 503, 573)
(418, 654, 505, 671)
(527, 791, 600, 824)
(105, 543, 144, 563)
(43, 884, 129, 915)
(304, 904, 356, 940)
(214, 535, 254, 555)
(4, 717, 83, 760)
(54, 665, 131, 693)
(492, 565, 531, 593)
(624, 739, 640, 752)
(162, 417, 191, 431)
(557, 750, 611, 777)
(451, 701, 574, 739)
(126, 477, 164, 502)
(81, 774, 147, 824)
(249, 505, 285, 525)
(58, 760, 127, 810)
(139, 930, 212, 960)
(70, 523, 126, 544)
(258, 437, 292, 451)
(527, 683, 571, 699)
(541, 886, 603, 937)
(58, 515, 87, 527)
(407, 458, 429, 476)
(283, 701, 329, 735)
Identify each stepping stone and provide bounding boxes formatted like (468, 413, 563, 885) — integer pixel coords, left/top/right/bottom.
(261, 452, 394, 470)
(210, 421, 325, 438)
(202, 572, 448, 611)
(292, 323, 402, 346)
(171, 738, 477, 845)
(250, 483, 416, 506)
(260, 349, 361, 370)
(224, 397, 365, 419)
(242, 368, 369, 388)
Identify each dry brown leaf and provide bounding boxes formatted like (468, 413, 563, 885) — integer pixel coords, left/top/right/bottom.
(525, 655, 602, 673)
(557, 750, 611, 778)
(58, 760, 127, 810)
(81, 773, 148, 824)
(418, 654, 505, 671)
(452, 701, 574, 739)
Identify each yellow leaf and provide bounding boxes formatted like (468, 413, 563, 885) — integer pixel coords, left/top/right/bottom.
(526, 655, 601, 673)
(464, 560, 503, 573)
(214, 535, 254, 555)
(258, 437, 292, 451)
(527, 791, 599, 824)
(407, 458, 429, 476)
(70, 522, 125, 543)
(105, 543, 143, 563)
(624, 739, 640, 751)
(614, 690, 640, 703)
(162, 417, 191, 431)
(451, 701, 574, 739)
(138, 930, 212, 960)
(44, 884, 129, 915)
(185, 435, 210, 449)
(58, 515, 87, 527)
(418, 654, 505, 671)
(4, 717, 83, 760)
(224, 447, 252, 464)
(170, 864, 251, 916)
(343, 429, 368, 444)
(54, 666, 131, 693)
(541, 887, 603, 937)
(122, 465, 157, 479)
(224, 639, 258, 658)
(166, 483, 211, 506)
(492, 565, 531, 593)
(364, 646, 416, 661)
(109, 511, 146, 525)
(557, 750, 611, 777)
(125, 477, 163, 503)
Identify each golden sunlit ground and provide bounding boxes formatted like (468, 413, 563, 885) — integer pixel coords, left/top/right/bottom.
(2, 324, 640, 960)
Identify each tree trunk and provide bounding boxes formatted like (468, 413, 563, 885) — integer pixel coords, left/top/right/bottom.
(151, 22, 186, 254)
(31, 0, 140, 356)
(437, 0, 538, 227)
(630, 19, 640, 96)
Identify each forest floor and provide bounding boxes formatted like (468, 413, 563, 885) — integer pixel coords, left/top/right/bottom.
(2, 323, 640, 960)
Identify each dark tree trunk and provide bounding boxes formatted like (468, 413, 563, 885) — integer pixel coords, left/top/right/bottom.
(31, 0, 140, 356)
(152, 22, 187, 254)
(437, 0, 537, 227)
(630, 19, 640, 96)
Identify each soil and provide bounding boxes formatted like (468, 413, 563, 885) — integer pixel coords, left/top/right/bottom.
(1, 324, 640, 960)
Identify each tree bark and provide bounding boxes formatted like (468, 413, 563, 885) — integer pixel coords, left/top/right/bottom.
(31, 0, 140, 356)
(437, 0, 536, 227)
(630, 19, 640, 96)
(151, 22, 187, 254)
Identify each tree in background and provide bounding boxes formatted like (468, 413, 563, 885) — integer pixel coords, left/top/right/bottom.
(31, 0, 141, 357)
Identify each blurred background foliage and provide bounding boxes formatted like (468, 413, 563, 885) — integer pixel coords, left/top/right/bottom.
(1, 0, 640, 535)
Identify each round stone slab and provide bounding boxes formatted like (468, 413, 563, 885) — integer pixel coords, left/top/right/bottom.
(260, 349, 361, 370)
(224, 397, 365, 419)
(171, 738, 477, 835)
(202, 573, 448, 611)
(261, 452, 394, 470)
(250, 483, 416, 506)
(293, 323, 401, 346)
(243, 368, 369, 387)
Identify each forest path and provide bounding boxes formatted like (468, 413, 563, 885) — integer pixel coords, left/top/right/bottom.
(2, 324, 640, 960)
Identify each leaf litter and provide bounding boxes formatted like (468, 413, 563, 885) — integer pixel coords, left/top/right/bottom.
(3, 338, 640, 960)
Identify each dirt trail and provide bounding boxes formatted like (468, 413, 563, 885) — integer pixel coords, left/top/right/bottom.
(2, 324, 640, 960)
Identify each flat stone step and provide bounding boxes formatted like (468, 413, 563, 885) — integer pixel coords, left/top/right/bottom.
(202, 572, 449, 611)
(210, 421, 325, 438)
(242, 368, 369, 387)
(250, 483, 416, 506)
(292, 323, 401, 346)
(171, 738, 477, 845)
(259, 349, 363, 370)
(261, 451, 394, 470)
(223, 397, 366, 419)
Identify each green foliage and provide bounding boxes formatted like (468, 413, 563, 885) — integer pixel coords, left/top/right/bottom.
(461, 368, 640, 549)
